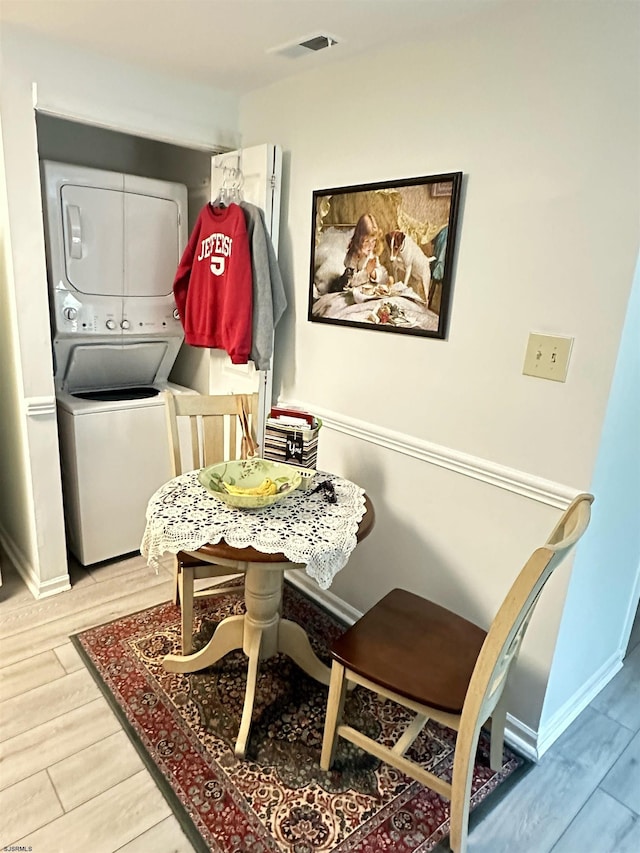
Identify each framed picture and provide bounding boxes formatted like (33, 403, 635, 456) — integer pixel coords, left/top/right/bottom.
(308, 172, 462, 339)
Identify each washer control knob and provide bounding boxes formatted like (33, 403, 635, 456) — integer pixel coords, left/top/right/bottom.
(173, 308, 180, 320)
(106, 319, 116, 330)
(121, 319, 130, 330)
(63, 307, 77, 321)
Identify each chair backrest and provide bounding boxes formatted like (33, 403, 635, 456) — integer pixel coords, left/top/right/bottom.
(164, 391, 260, 476)
(464, 493, 594, 727)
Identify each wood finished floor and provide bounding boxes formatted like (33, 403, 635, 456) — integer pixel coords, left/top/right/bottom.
(0, 552, 639, 853)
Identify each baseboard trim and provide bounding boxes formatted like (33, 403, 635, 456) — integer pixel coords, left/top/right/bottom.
(0, 524, 70, 599)
(28, 572, 72, 599)
(280, 399, 579, 509)
(536, 651, 624, 757)
(285, 569, 362, 626)
(504, 714, 540, 762)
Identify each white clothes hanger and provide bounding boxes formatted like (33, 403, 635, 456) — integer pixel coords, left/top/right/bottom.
(213, 165, 244, 208)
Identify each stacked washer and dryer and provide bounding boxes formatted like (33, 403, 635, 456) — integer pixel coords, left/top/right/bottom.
(41, 161, 193, 566)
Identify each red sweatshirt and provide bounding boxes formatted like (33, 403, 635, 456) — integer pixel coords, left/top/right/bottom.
(173, 203, 252, 363)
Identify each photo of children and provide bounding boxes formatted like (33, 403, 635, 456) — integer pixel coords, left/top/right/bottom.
(309, 173, 462, 339)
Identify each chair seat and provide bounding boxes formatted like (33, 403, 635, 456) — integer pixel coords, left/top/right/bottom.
(177, 550, 211, 568)
(331, 588, 487, 713)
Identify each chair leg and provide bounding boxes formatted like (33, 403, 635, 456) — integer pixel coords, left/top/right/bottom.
(393, 713, 430, 757)
(321, 662, 347, 771)
(179, 569, 194, 656)
(489, 695, 507, 771)
(172, 557, 180, 605)
(449, 721, 481, 853)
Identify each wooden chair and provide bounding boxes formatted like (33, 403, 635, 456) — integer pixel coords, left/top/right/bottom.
(164, 390, 259, 654)
(321, 492, 594, 853)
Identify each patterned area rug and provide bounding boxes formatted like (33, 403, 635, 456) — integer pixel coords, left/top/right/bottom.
(72, 582, 527, 852)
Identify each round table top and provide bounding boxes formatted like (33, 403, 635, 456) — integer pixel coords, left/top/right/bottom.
(185, 493, 375, 565)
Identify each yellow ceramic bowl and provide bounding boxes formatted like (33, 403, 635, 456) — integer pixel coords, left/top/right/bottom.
(197, 458, 302, 509)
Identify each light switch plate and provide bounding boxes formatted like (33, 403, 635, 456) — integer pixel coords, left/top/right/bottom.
(523, 333, 573, 382)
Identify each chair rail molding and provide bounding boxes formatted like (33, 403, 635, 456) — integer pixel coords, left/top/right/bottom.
(24, 395, 57, 417)
(280, 400, 579, 509)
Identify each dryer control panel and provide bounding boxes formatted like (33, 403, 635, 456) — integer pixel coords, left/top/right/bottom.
(51, 283, 182, 337)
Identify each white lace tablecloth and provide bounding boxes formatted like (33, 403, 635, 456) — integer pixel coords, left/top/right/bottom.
(140, 470, 367, 590)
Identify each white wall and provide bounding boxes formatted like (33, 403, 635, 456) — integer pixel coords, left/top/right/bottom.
(540, 252, 640, 741)
(0, 111, 37, 591)
(239, 0, 639, 747)
(0, 25, 239, 595)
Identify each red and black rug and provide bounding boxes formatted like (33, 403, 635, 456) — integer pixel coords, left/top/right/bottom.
(72, 582, 527, 852)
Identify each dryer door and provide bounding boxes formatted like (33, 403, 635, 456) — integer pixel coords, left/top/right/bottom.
(124, 192, 182, 298)
(61, 184, 124, 296)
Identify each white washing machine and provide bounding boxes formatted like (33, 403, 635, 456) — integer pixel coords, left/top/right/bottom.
(54, 338, 194, 565)
(56, 379, 193, 566)
(41, 160, 193, 565)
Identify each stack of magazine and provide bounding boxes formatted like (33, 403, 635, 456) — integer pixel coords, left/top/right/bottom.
(264, 407, 320, 469)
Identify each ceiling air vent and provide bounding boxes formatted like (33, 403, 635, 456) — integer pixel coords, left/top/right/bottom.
(299, 35, 337, 51)
(268, 34, 340, 60)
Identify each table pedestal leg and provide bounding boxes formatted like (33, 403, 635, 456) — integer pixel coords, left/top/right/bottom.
(163, 615, 244, 673)
(234, 629, 262, 758)
(278, 619, 331, 685)
(162, 562, 332, 757)
(231, 564, 283, 757)
(242, 563, 283, 660)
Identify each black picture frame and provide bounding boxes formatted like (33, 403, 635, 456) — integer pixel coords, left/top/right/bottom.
(308, 172, 462, 339)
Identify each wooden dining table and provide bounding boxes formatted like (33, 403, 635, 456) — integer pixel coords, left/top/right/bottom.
(142, 473, 374, 757)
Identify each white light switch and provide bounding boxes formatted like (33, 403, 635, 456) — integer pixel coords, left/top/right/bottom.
(523, 333, 573, 382)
